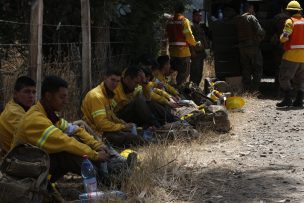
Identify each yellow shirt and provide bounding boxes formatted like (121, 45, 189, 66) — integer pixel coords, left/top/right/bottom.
(82, 83, 126, 133)
(0, 100, 25, 152)
(13, 101, 102, 161)
(153, 70, 179, 96)
(168, 16, 197, 57)
(280, 14, 304, 63)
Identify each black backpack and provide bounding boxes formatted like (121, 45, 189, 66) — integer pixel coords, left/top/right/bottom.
(0, 144, 50, 203)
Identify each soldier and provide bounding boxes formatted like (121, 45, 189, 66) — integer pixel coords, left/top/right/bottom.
(235, 3, 265, 91)
(190, 9, 208, 86)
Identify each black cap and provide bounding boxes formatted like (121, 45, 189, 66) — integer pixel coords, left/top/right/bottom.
(193, 9, 202, 15)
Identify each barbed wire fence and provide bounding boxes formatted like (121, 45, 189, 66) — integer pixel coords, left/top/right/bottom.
(0, 0, 133, 119)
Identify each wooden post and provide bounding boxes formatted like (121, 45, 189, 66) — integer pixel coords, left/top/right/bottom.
(29, 0, 43, 99)
(81, 0, 92, 95)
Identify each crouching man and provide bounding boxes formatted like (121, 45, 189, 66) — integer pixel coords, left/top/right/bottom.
(12, 76, 133, 184)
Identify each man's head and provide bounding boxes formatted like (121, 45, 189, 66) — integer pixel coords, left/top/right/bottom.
(123, 67, 145, 91)
(104, 69, 122, 91)
(14, 76, 36, 110)
(157, 55, 171, 76)
(174, 2, 185, 14)
(41, 76, 68, 112)
(244, 3, 255, 15)
(286, 0, 302, 15)
(141, 67, 154, 83)
(192, 9, 202, 23)
(138, 54, 158, 70)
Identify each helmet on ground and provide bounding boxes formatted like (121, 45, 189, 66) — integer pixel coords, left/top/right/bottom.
(286, 1, 302, 11)
(225, 96, 245, 110)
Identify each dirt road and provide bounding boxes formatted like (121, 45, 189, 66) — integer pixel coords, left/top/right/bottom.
(174, 97, 304, 203)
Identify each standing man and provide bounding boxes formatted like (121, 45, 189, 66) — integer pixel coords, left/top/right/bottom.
(0, 76, 36, 154)
(166, 2, 201, 86)
(276, 1, 304, 108)
(235, 3, 265, 91)
(190, 9, 207, 86)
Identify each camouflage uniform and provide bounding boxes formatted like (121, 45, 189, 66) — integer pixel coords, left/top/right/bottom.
(190, 22, 207, 86)
(235, 13, 265, 91)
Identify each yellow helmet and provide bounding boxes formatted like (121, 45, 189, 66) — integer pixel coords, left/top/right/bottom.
(286, 1, 302, 11)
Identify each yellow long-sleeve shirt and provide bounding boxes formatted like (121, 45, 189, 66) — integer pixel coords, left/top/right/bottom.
(12, 101, 102, 161)
(146, 82, 171, 105)
(153, 70, 179, 97)
(0, 100, 26, 152)
(280, 14, 304, 63)
(168, 14, 197, 57)
(82, 83, 126, 133)
(113, 82, 139, 113)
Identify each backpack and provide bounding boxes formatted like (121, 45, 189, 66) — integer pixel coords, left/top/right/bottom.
(0, 144, 50, 203)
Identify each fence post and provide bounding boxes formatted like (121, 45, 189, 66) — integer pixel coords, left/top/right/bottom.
(29, 0, 43, 99)
(80, 0, 92, 95)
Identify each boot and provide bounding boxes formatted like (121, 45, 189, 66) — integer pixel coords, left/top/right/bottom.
(276, 90, 293, 107)
(292, 91, 303, 107)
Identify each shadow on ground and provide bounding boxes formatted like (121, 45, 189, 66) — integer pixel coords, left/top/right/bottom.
(168, 165, 302, 203)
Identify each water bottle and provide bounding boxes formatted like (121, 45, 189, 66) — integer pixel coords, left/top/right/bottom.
(81, 155, 97, 193)
(218, 8, 223, 21)
(79, 190, 127, 203)
(131, 123, 137, 135)
(143, 129, 153, 141)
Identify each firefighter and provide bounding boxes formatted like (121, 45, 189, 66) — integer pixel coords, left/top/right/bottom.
(0, 76, 36, 154)
(190, 9, 208, 86)
(113, 67, 161, 128)
(82, 69, 144, 147)
(235, 3, 265, 91)
(12, 76, 133, 183)
(276, 0, 304, 108)
(166, 2, 201, 86)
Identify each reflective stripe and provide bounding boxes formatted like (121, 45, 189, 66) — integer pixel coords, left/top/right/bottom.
(290, 45, 304, 48)
(37, 125, 57, 148)
(167, 21, 183, 25)
(294, 21, 304, 25)
(59, 119, 68, 131)
(92, 109, 106, 118)
(169, 42, 187, 46)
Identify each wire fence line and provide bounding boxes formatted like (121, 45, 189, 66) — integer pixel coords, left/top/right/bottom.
(0, 14, 133, 119)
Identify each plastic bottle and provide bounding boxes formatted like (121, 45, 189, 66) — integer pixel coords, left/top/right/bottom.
(143, 129, 153, 141)
(79, 191, 127, 203)
(218, 8, 223, 21)
(81, 155, 97, 193)
(131, 123, 137, 135)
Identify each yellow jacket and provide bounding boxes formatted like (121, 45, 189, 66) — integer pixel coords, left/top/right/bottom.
(280, 14, 304, 63)
(113, 82, 139, 112)
(145, 82, 171, 105)
(12, 101, 102, 161)
(168, 15, 197, 57)
(82, 83, 126, 132)
(153, 70, 179, 96)
(0, 100, 26, 152)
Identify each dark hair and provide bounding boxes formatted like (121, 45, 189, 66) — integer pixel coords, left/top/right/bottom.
(141, 66, 154, 80)
(138, 54, 158, 66)
(243, 3, 254, 12)
(105, 69, 122, 77)
(287, 10, 301, 16)
(124, 67, 143, 79)
(157, 55, 170, 69)
(41, 76, 68, 97)
(174, 2, 185, 13)
(14, 76, 36, 91)
(192, 9, 202, 15)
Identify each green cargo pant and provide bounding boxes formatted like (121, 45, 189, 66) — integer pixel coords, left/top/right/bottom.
(239, 46, 263, 91)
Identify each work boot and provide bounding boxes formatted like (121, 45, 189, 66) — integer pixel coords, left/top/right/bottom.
(276, 90, 293, 107)
(292, 91, 303, 107)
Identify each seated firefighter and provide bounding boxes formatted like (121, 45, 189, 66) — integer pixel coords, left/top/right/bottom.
(153, 55, 181, 101)
(113, 66, 161, 128)
(0, 76, 36, 154)
(12, 76, 133, 184)
(82, 69, 145, 148)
